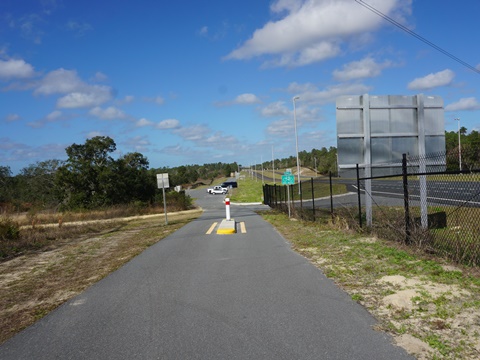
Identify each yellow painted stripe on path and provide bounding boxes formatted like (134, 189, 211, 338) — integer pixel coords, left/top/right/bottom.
(206, 222, 217, 235)
(240, 222, 246, 234)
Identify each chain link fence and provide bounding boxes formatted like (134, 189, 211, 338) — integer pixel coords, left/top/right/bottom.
(263, 149, 480, 266)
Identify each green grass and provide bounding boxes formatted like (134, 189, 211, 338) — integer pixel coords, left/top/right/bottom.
(229, 171, 348, 204)
(260, 209, 480, 359)
(227, 175, 264, 203)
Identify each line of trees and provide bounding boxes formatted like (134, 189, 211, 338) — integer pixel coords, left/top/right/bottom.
(259, 128, 480, 176)
(0, 136, 239, 212)
(259, 147, 338, 176)
(445, 128, 480, 171)
(1, 129, 478, 212)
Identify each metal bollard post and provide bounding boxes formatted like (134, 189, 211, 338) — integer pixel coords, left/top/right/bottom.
(225, 198, 231, 220)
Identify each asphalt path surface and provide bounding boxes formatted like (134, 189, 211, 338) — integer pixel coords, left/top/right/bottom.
(0, 187, 413, 359)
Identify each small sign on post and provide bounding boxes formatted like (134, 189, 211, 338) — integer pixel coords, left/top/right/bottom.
(281, 171, 295, 185)
(281, 171, 294, 218)
(156, 173, 170, 225)
(156, 173, 170, 189)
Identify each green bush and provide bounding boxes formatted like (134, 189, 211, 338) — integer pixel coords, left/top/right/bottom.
(155, 190, 193, 211)
(0, 217, 20, 241)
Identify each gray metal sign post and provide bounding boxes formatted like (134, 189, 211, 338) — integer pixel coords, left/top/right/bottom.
(282, 170, 295, 218)
(156, 173, 170, 225)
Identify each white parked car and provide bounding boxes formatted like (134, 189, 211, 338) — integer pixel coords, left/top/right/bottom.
(207, 185, 228, 195)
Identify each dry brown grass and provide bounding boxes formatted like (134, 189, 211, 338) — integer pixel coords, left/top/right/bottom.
(0, 210, 202, 344)
(8, 204, 183, 227)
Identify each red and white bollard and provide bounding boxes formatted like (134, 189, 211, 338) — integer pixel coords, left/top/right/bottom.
(225, 198, 231, 220)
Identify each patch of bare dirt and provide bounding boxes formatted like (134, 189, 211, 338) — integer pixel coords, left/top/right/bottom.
(297, 238, 480, 359)
(373, 275, 479, 359)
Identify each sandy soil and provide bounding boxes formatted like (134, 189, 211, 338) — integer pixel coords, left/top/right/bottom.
(299, 241, 480, 359)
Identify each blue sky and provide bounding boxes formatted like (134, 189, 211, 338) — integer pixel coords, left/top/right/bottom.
(1, 0, 480, 174)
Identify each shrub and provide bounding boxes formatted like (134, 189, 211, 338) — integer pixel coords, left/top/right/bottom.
(0, 217, 20, 241)
(155, 190, 193, 211)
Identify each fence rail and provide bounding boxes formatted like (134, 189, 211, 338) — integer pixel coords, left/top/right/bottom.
(263, 150, 480, 266)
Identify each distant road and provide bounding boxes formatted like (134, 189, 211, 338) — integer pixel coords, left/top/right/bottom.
(0, 188, 413, 359)
(257, 171, 480, 208)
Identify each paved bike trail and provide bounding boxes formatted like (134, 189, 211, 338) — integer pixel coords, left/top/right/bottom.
(0, 190, 413, 359)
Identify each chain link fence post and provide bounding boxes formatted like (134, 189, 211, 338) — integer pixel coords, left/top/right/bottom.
(356, 164, 362, 228)
(402, 153, 411, 244)
(311, 177, 315, 220)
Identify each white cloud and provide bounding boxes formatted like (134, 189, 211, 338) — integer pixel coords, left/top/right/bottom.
(66, 20, 93, 37)
(15, 13, 45, 44)
(157, 119, 180, 129)
(0, 137, 23, 151)
(287, 82, 371, 105)
(261, 101, 290, 117)
(445, 97, 480, 112)
(270, 0, 303, 13)
(136, 118, 153, 127)
(333, 57, 393, 81)
(144, 96, 165, 105)
(215, 93, 262, 107)
(92, 71, 108, 82)
(26, 110, 67, 128)
(46, 110, 62, 121)
(408, 69, 455, 90)
(262, 41, 341, 68)
(198, 26, 208, 36)
(56, 85, 113, 108)
(173, 124, 210, 141)
(286, 82, 318, 93)
(5, 113, 21, 122)
(89, 106, 126, 120)
(293, 41, 340, 66)
(116, 95, 134, 105)
(34, 68, 113, 108)
(203, 133, 239, 148)
(234, 93, 261, 104)
(225, 0, 405, 67)
(267, 118, 293, 136)
(123, 136, 151, 151)
(26, 120, 43, 129)
(34, 68, 84, 95)
(0, 58, 35, 80)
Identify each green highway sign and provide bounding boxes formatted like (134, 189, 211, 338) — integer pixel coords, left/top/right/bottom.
(282, 173, 295, 185)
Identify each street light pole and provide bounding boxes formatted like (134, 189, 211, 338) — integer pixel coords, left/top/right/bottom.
(271, 145, 275, 184)
(455, 118, 462, 171)
(293, 96, 301, 194)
